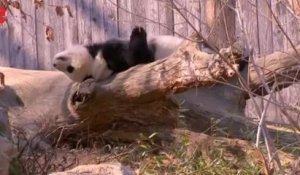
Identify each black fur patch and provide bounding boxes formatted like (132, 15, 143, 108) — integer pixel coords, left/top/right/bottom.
(85, 26, 155, 75)
(126, 26, 154, 66)
(85, 40, 128, 73)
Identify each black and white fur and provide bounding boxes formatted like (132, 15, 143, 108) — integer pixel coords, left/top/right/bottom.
(53, 26, 183, 82)
(53, 26, 248, 83)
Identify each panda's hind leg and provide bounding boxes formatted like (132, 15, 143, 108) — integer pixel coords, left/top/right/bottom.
(127, 26, 155, 66)
(130, 26, 147, 40)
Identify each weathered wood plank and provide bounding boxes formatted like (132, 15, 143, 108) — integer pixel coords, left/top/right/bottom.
(173, 0, 188, 37)
(237, 0, 259, 54)
(145, 0, 159, 34)
(91, 0, 105, 43)
(200, 0, 235, 48)
(7, 0, 24, 68)
(35, 2, 51, 70)
(271, 0, 286, 52)
(130, 0, 147, 28)
(76, 0, 92, 44)
(0, 21, 10, 66)
(21, 0, 38, 69)
(157, 0, 174, 35)
(49, 0, 65, 68)
(186, 0, 201, 35)
(63, 0, 78, 47)
(36, 1, 65, 70)
(257, 0, 273, 55)
(284, 0, 300, 49)
(117, 0, 132, 37)
(102, 0, 118, 39)
(91, 0, 118, 42)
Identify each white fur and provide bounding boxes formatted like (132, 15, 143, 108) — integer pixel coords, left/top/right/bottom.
(148, 35, 183, 59)
(53, 45, 112, 82)
(91, 53, 113, 81)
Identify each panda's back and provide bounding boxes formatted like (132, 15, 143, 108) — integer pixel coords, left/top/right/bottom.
(100, 39, 131, 73)
(147, 35, 184, 60)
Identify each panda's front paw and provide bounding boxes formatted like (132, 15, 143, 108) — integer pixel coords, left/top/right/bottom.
(131, 26, 147, 39)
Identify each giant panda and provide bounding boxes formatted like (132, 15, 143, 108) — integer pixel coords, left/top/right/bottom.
(53, 26, 248, 83)
(53, 26, 184, 82)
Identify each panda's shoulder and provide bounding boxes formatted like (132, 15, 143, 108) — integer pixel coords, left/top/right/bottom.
(147, 35, 183, 50)
(103, 38, 128, 48)
(85, 43, 103, 58)
(147, 35, 183, 43)
(85, 39, 128, 58)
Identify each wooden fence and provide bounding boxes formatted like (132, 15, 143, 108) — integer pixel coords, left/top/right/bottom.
(0, 0, 300, 69)
(0, 0, 237, 70)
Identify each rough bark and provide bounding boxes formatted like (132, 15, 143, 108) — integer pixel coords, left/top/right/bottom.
(248, 45, 300, 97)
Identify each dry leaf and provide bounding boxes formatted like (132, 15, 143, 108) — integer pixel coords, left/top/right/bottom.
(10, 1, 21, 10)
(33, 0, 44, 9)
(46, 26, 54, 42)
(55, 6, 64, 16)
(65, 5, 73, 18)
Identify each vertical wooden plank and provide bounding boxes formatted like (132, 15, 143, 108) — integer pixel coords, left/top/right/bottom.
(0, 21, 10, 66)
(221, 0, 236, 47)
(271, 0, 300, 52)
(284, 0, 300, 49)
(63, 0, 78, 47)
(117, 0, 132, 37)
(257, 0, 273, 55)
(7, 0, 24, 68)
(91, 0, 118, 43)
(76, 0, 92, 44)
(36, 1, 65, 70)
(186, 0, 201, 35)
(91, 0, 105, 43)
(49, 0, 65, 69)
(173, 0, 188, 37)
(145, 0, 159, 35)
(272, 0, 286, 52)
(35, 2, 49, 70)
(21, 0, 38, 69)
(103, 0, 118, 39)
(157, 0, 174, 35)
(200, 0, 212, 41)
(130, 0, 147, 28)
(200, 0, 236, 48)
(236, 0, 259, 54)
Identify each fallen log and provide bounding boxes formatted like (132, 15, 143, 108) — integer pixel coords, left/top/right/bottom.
(67, 34, 244, 132)
(248, 46, 300, 97)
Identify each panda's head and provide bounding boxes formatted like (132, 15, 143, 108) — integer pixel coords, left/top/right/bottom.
(53, 44, 114, 82)
(53, 45, 96, 82)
